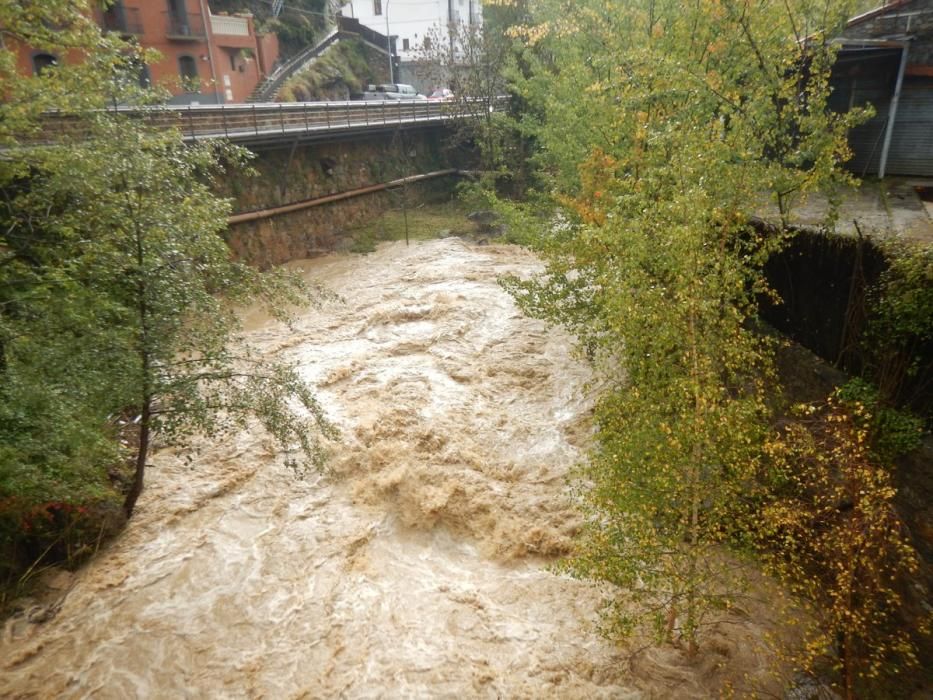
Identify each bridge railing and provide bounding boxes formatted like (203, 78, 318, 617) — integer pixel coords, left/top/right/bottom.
(33, 97, 509, 144)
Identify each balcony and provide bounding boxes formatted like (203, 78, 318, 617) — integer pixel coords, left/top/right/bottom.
(210, 14, 250, 37)
(101, 6, 143, 36)
(165, 12, 206, 41)
(209, 13, 255, 49)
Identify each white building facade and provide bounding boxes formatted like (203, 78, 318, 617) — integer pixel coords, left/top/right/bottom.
(341, 0, 481, 64)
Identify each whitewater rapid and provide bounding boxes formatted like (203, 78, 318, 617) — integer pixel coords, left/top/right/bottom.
(1, 238, 785, 698)
(1, 239, 642, 698)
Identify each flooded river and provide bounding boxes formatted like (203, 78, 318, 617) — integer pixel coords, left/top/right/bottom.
(1, 239, 778, 698)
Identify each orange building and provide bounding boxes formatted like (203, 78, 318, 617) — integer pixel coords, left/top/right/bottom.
(18, 0, 280, 104)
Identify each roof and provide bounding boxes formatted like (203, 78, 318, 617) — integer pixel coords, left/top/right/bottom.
(846, 0, 918, 28)
(834, 37, 910, 48)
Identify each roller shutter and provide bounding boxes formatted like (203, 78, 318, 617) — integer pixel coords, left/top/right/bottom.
(883, 86, 933, 176)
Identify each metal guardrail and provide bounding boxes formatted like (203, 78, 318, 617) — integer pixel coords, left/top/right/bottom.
(37, 98, 507, 146)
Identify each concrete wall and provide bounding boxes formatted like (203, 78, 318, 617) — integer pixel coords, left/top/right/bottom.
(220, 127, 462, 267)
(341, 0, 482, 63)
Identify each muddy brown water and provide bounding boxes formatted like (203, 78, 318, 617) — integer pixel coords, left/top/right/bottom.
(1, 239, 780, 698)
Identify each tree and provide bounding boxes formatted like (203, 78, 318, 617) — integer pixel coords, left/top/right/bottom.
(495, 0, 864, 654)
(760, 397, 927, 697)
(1, 0, 333, 535)
(1, 1, 144, 517)
(17, 120, 334, 517)
(413, 11, 522, 178)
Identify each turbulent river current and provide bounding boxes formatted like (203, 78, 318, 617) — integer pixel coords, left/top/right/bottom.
(1, 239, 776, 698)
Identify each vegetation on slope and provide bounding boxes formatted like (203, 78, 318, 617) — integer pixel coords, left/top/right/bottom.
(210, 0, 330, 58)
(347, 200, 474, 253)
(278, 40, 384, 101)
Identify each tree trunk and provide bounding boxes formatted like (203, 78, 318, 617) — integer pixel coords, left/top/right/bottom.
(842, 632, 855, 700)
(124, 204, 152, 519)
(665, 604, 677, 644)
(122, 400, 150, 517)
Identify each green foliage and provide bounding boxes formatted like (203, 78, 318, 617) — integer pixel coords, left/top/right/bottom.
(0, 0, 335, 587)
(210, 0, 329, 57)
(872, 244, 933, 342)
(865, 242, 933, 412)
(279, 40, 378, 101)
(836, 379, 923, 461)
(1, 1, 146, 506)
(0, 2, 157, 148)
(413, 17, 524, 179)
(496, 0, 866, 655)
(0, 0, 136, 596)
(12, 117, 336, 517)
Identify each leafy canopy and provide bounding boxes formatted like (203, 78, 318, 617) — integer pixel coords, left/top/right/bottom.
(0, 1, 334, 525)
(495, 0, 863, 654)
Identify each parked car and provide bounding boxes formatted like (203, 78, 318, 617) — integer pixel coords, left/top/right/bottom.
(360, 83, 426, 100)
(427, 88, 454, 102)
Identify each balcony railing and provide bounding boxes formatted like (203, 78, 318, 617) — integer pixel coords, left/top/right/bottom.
(210, 14, 250, 37)
(102, 6, 143, 36)
(165, 12, 206, 40)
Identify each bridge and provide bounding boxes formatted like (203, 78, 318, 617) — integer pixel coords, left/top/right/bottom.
(32, 98, 504, 268)
(41, 98, 505, 148)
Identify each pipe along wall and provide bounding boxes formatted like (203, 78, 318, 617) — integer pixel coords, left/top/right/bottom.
(217, 126, 472, 268)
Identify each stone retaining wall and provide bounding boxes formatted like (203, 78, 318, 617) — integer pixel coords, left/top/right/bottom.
(224, 178, 453, 268)
(218, 126, 465, 267)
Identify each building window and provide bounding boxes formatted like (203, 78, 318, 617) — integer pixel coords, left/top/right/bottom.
(373, 0, 382, 15)
(402, 38, 410, 51)
(32, 53, 58, 75)
(129, 56, 151, 88)
(178, 55, 198, 90)
(102, 1, 124, 32)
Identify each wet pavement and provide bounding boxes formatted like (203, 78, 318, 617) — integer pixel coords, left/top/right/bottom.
(762, 178, 933, 243)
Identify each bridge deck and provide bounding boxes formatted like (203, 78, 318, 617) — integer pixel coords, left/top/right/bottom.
(38, 99, 503, 147)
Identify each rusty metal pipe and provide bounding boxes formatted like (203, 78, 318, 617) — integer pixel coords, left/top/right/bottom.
(227, 169, 460, 225)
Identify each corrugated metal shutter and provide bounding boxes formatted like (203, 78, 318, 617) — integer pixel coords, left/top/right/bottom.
(831, 60, 897, 177)
(884, 86, 933, 176)
(845, 88, 890, 177)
